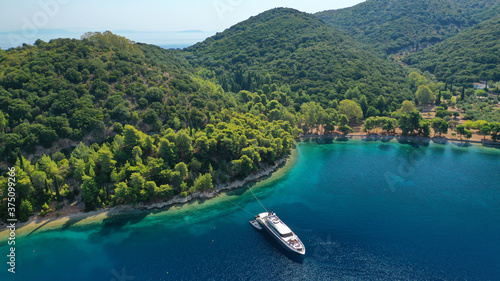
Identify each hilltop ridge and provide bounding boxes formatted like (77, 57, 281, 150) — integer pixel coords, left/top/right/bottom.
(186, 8, 412, 106)
(403, 15, 500, 83)
(316, 0, 500, 55)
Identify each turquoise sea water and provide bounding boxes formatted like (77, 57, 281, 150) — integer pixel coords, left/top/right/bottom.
(2, 139, 500, 281)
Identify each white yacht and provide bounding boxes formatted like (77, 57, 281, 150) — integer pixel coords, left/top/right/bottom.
(254, 212, 305, 255)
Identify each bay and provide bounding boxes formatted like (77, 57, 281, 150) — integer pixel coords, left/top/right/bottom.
(1, 139, 500, 280)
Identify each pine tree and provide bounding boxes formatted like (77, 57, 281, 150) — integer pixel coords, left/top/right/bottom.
(19, 200, 33, 222)
(81, 175, 100, 211)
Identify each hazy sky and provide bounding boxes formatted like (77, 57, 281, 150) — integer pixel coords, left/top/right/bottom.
(0, 0, 365, 49)
(1, 0, 365, 32)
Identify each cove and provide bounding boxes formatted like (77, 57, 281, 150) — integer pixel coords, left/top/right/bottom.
(1, 139, 499, 280)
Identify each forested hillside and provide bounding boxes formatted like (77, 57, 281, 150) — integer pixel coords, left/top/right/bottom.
(0, 32, 298, 221)
(0, 31, 233, 161)
(403, 15, 500, 84)
(185, 8, 413, 108)
(1, 5, 498, 223)
(316, 0, 500, 55)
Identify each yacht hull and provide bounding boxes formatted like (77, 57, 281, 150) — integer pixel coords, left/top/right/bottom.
(255, 212, 305, 255)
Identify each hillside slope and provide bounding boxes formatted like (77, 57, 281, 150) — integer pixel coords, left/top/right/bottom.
(403, 15, 500, 84)
(0, 32, 226, 157)
(0, 32, 299, 220)
(185, 8, 412, 106)
(316, 0, 500, 55)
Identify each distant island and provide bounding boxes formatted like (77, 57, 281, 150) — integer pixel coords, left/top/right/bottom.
(1, 4, 499, 225)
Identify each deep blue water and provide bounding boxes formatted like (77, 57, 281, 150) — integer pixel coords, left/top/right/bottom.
(2, 139, 500, 281)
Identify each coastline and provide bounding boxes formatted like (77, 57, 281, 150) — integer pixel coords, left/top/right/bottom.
(0, 148, 299, 239)
(299, 134, 500, 147)
(3, 134, 496, 240)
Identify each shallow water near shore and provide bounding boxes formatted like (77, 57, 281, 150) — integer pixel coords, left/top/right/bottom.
(1, 139, 500, 280)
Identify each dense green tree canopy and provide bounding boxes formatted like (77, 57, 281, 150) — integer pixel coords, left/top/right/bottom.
(1, 5, 499, 222)
(416, 85, 434, 105)
(186, 8, 413, 106)
(399, 100, 417, 114)
(338, 100, 363, 124)
(316, 0, 500, 55)
(404, 15, 500, 84)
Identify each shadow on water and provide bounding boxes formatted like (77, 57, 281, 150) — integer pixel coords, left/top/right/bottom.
(362, 136, 381, 142)
(452, 142, 472, 148)
(397, 138, 430, 148)
(431, 138, 449, 145)
(482, 143, 500, 150)
(312, 138, 334, 145)
(335, 136, 349, 142)
(25, 220, 51, 236)
(258, 228, 306, 263)
(226, 186, 248, 197)
(378, 144, 395, 151)
(412, 139, 430, 147)
(380, 136, 395, 143)
(87, 211, 150, 242)
(59, 214, 93, 231)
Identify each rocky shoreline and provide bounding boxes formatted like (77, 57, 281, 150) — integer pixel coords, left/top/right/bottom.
(0, 155, 291, 232)
(135, 157, 288, 210)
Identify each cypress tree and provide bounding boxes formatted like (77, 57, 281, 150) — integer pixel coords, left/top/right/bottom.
(54, 176, 61, 202)
(18, 151, 24, 168)
(45, 179, 51, 193)
(436, 91, 442, 105)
